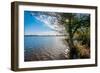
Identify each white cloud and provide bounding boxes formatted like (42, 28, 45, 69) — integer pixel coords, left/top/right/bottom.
(31, 12, 66, 33)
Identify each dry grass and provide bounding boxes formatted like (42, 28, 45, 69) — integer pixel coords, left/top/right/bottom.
(75, 43, 90, 58)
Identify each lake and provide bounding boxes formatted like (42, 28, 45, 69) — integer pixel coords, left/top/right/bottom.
(24, 36, 70, 61)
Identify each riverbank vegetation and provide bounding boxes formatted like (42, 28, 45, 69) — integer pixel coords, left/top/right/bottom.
(60, 13, 90, 59)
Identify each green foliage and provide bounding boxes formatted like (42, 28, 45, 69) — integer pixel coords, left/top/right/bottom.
(76, 27, 90, 47)
(60, 13, 90, 59)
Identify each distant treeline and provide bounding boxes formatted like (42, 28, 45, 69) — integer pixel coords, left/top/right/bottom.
(24, 35, 68, 37)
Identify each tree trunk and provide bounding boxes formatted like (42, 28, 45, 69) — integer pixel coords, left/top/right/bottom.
(67, 17, 79, 59)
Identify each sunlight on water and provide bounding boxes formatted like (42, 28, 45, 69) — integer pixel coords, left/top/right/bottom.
(24, 36, 70, 61)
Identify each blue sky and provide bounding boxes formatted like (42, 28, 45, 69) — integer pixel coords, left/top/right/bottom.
(24, 11, 56, 35)
(24, 11, 90, 35)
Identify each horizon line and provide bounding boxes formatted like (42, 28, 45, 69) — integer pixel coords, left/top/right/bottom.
(24, 35, 68, 36)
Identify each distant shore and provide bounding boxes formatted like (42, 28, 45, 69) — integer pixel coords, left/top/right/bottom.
(24, 35, 68, 37)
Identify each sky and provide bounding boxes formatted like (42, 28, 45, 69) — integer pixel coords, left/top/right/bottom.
(24, 11, 90, 35)
(24, 11, 65, 35)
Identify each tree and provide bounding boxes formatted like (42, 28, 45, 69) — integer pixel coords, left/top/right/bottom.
(60, 13, 90, 59)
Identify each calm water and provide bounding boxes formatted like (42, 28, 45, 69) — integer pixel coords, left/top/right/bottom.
(24, 36, 69, 61)
(24, 36, 56, 49)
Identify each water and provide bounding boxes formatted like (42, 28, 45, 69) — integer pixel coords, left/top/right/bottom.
(24, 36, 56, 49)
(24, 36, 69, 61)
